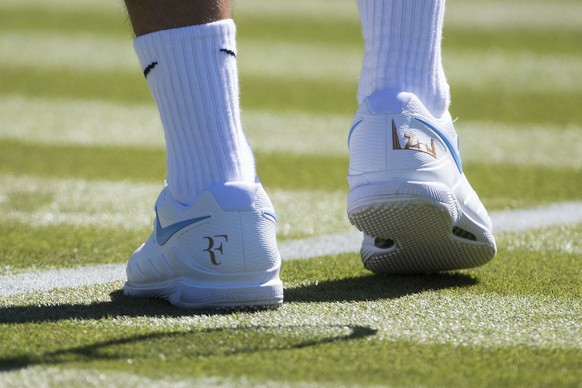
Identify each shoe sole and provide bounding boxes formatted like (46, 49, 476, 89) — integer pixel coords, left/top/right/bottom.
(348, 183, 496, 274)
(124, 279, 283, 311)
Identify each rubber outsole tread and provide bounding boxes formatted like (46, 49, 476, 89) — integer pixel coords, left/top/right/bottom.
(349, 201, 495, 274)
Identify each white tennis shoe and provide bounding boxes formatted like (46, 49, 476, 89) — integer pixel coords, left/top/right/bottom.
(124, 182, 283, 309)
(347, 90, 496, 273)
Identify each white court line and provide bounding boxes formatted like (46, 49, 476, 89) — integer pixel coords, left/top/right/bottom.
(1, 201, 582, 298)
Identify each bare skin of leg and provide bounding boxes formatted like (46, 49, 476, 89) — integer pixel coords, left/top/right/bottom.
(124, 0, 231, 37)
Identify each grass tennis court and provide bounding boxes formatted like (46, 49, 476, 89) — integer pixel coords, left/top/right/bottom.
(1, 0, 581, 386)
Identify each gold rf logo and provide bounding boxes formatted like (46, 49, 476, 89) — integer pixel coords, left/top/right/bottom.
(203, 234, 228, 265)
(392, 119, 437, 158)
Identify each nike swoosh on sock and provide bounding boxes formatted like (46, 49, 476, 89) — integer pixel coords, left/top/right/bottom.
(143, 61, 158, 79)
(219, 48, 236, 58)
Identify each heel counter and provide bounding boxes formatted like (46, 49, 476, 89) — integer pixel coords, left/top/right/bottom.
(348, 90, 415, 175)
(240, 210, 281, 272)
(348, 113, 390, 174)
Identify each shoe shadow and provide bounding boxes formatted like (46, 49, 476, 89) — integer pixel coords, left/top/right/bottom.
(0, 272, 477, 325)
(284, 272, 478, 303)
(1, 290, 378, 371)
(0, 290, 210, 324)
(0, 273, 474, 371)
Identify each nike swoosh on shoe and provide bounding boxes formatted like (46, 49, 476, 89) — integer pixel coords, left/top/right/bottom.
(413, 116, 463, 173)
(155, 213, 211, 246)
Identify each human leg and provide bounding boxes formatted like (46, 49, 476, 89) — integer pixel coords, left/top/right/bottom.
(348, 0, 496, 273)
(357, 0, 449, 117)
(123, 0, 283, 309)
(125, 0, 231, 37)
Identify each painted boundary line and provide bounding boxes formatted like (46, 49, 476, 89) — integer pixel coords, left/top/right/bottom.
(1, 202, 582, 297)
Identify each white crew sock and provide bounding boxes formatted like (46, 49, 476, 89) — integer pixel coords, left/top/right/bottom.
(357, 0, 450, 117)
(134, 20, 255, 206)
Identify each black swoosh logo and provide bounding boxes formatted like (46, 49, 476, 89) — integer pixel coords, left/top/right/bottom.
(143, 61, 158, 79)
(219, 48, 236, 58)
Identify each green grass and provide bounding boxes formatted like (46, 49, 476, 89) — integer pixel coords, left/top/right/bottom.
(0, 66, 150, 105)
(0, 7, 128, 37)
(1, 248, 580, 385)
(2, 67, 580, 127)
(2, 64, 581, 125)
(4, 6, 582, 56)
(1, 320, 579, 386)
(444, 28, 582, 55)
(1, 0, 581, 386)
(1, 140, 581, 207)
(0, 222, 148, 274)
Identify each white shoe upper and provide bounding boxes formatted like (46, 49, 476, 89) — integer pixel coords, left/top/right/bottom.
(349, 90, 460, 188)
(347, 90, 496, 272)
(126, 182, 282, 293)
(348, 90, 494, 236)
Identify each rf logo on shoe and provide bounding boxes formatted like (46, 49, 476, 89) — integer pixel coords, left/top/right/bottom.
(392, 119, 437, 158)
(203, 234, 229, 265)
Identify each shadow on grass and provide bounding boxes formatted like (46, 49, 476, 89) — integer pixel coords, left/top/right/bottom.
(285, 272, 478, 303)
(0, 272, 476, 325)
(0, 323, 377, 371)
(1, 290, 219, 324)
(0, 272, 474, 371)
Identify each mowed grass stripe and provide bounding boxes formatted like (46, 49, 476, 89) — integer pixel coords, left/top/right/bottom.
(2, 64, 581, 124)
(5, 31, 582, 96)
(0, 367, 265, 388)
(1, 266, 580, 348)
(1, 337, 580, 386)
(0, 140, 347, 191)
(0, 96, 166, 149)
(1, 223, 146, 274)
(2, 172, 581, 274)
(1, 0, 120, 13)
(504, 223, 582, 256)
(0, 66, 150, 105)
(0, 32, 137, 71)
(0, 175, 351, 243)
(239, 17, 582, 55)
(2, 140, 582, 207)
(0, 321, 578, 387)
(444, 51, 582, 94)
(1, 354, 578, 388)
(443, 28, 582, 56)
(3, 96, 581, 169)
(3, 0, 582, 37)
(5, 0, 582, 30)
(0, 7, 128, 38)
(2, 200, 581, 277)
(0, 31, 363, 76)
(239, 0, 582, 34)
(2, 288, 580, 351)
(444, 1, 582, 32)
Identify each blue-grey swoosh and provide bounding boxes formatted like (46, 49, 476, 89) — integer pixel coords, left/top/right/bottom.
(414, 117, 463, 173)
(347, 119, 363, 148)
(155, 214, 211, 246)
